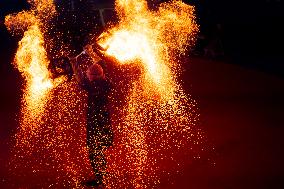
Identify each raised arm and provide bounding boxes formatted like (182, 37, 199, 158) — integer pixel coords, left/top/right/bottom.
(84, 44, 102, 64)
(69, 51, 89, 85)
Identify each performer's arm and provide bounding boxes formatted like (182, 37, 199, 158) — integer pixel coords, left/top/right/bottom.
(84, 44, 101, 64)
(69, 52, 89, 85)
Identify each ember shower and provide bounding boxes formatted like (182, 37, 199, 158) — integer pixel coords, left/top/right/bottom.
(5, 0, 205, 188)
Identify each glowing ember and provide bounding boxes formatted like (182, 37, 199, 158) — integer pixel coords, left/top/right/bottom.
(99, 0, 198, 101)
(98, 0, 201, 188)
(5, 0, 65, 147)
(16, 25, 52, 103)
(5, 1, 91, 187)
(5, 0, 206, 188)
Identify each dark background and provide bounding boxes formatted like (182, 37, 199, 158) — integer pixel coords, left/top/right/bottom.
(1, 0, 284, 188)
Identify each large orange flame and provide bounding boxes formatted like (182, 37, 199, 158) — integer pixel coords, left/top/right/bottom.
(5, 0, 64, 146)
(99, 0, 198, 101)
(16, 25, 52, 104)
(98, 0, 200, 188)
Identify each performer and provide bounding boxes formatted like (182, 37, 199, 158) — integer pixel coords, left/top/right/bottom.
(50, 39, 140, 187)
(69, 43, 113, 187)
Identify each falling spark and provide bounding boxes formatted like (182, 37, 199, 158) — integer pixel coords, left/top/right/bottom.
(4, 1, 87, 187)
(5, 0, 96, 187)
(5, 0, 207, 188)
(98, 0, 202, 188)
(99, 0, 198, 101)
(5, 0, 65, 148)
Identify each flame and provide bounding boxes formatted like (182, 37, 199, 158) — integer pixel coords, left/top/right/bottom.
(99, 0, 200, 188)
(16, 24, 53, 102)
(5, 0, 64, 145)
(4, 0, 204, 187)
(99, 0, 198, 101)
(101, 29, 166, 86)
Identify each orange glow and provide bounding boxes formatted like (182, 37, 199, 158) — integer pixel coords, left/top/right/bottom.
(17, 25, 52, 102)
(99, 0, 198, 101)
(5, 0, 204, 188)
(5, 0, 65, 145)
(98, 0, 200, 188)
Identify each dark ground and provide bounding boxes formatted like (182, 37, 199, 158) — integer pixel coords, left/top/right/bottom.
(1, 0, 284, 188)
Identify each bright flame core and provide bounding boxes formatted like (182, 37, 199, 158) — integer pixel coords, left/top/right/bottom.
(102, 30, 164, 85)
(99, 0, 198, 101)
(99, 0, 200, 188)
(17, 25, 53, 101)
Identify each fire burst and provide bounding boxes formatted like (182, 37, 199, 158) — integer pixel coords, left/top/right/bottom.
(99, 0, 198, 101)
(5, 0, 65, 161)
(98, 0, 201, 188)
(5, 0, 206, 188)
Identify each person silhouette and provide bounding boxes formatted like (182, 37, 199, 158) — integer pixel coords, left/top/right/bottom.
(70, 44, 113, 187)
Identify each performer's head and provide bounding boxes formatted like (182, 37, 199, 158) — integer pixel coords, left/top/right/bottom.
(86, 63, 105, 82)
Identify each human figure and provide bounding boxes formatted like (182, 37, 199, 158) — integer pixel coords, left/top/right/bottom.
(69, 44, 113, 187)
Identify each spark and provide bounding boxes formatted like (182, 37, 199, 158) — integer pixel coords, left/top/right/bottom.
(5, 0, 65, 146)
(5, 0, 206, 188)
(98, 0, 202, 188)
(99, 0, 198, 101)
